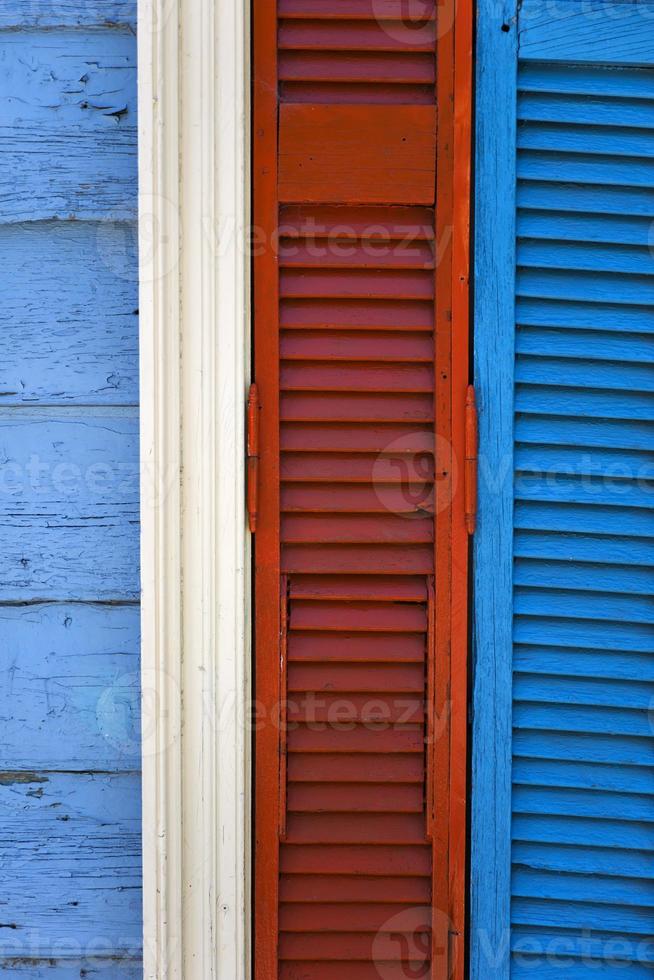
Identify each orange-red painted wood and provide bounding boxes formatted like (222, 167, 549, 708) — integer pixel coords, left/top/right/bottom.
(254, 0, 472, 975)
(279, 104, 437, 204)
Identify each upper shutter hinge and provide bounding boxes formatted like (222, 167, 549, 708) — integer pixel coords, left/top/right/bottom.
(247, 383, 260, 533)
(465, 385, 478, 535)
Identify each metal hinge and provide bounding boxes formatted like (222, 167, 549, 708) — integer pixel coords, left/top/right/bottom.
(465, 385, 478, 535)
(247, 383, 260, 533)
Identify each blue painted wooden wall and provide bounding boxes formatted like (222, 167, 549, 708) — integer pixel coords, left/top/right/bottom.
(473, 0, 654, 977)
(0, 1, 141, 975)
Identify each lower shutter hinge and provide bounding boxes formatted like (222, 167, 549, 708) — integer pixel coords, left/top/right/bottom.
(465, 385, 478, 535)
(247, 383, 260, 533)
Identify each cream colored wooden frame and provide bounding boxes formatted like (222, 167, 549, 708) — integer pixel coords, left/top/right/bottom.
(138, 0, 250, 975)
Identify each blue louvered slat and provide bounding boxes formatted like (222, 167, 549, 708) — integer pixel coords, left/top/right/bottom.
(511, 54, 654, 975)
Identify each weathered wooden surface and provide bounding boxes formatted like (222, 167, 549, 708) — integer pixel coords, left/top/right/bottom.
(0, 604, 140, 770)
(0, 409, 139, 600)
(0, 30, 137, 222)
(0, 963, 142, 979)
(0, 223, 138, 405)
(0, 772, 141, 957)
(0, 7, 141, 972)
(0, 1, 136, 28)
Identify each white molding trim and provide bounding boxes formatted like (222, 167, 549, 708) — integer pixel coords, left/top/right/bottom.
(138, 0, 250, 976)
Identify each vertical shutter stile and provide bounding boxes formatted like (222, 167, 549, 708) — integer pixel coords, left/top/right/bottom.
(254, 1, 471, 978)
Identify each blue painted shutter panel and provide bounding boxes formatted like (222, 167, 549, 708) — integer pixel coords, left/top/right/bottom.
(473, 1, 654, 977)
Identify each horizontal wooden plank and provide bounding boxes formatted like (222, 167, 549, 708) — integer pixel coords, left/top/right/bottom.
(0, 1, 136, 28)
(512, 958, 654, 980)
(287, 661, 426, 692)
(517, 180, 654, 219)
(283, 513, 434, 545)
(0, 963, 142, 978)
(287, 753, 425, 783)
(513, 756, 654, 794)
(513, 839, 653, 878)
(518, 121, 654, 159)
(289, 575, 428, 602)
(280, 930, 427, 962)
(278, 0, 435, 20)
(514, 703, 652, 740)
(287, 783, 424, 813)
(513, 896, 654, 938)
(516, 327, 654, 365)
(281, 422, 434, 453)
(280, 843, 431, 876)
(515, 501, 654, 538)
(279, 19, 436, 53)
(281, 331, 434, 361)
(288, 631, 426, 662)
(279, 900, 430, 931)
(0, 603, 140, 770)
(289, 599, 428, 631)
(279, 104, 436, 205)
(282, 543, 434, 574)
(279, 204, 435, 238)
(0, 409, 139, 601)
(279, 242, 435, 270)
(0, 222, 138, 405)
(282, 451, 434, 481)
(288, 724, 424, 753)
(519, 0, 654, 65)
(519, 92, 654, 130)
(518, 62, 654, 98)
(514, 616, 654, 656)
(514, 557, 654, 596)
(514, 811, 654, 851)
(281, 298, 434, 330)
(519, 150, 654, 190)
(512, 925, 654, 963)
(514, 645, 654, 683)
(281, 269, 434, 301)
(280, 875, 430, 903)
(518, 239, 654, 277)
(283, 483, 435, 513)
(517, 210, 654, 248)
(0, 30, 136, 222)
(281, 392, 434, 423)
(0, 772, 141, 958)
(286, 693, 424, 723)
(279, 50, 436, 84)
(281, 964, 434, 980)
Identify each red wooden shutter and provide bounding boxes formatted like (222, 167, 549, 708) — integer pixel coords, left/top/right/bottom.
(254, 2, 472, 978)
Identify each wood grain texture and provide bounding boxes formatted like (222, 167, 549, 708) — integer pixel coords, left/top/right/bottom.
(0, 963, 141, 978)
(471, 0, 517, 978)
(520, 0, 654, 64)
(0, 8, 141, 973)
(0, 1, 136, 28)
(0, 29, 137, 222)
(0, 409, 139, 601)
(0, 603, 140, 770)
(278, 104, 437, 205)
(0, 222, 138, 405)
(0, 772, 141, 958)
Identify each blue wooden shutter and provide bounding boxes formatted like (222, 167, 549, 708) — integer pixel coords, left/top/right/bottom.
(473, 2, 654, 977)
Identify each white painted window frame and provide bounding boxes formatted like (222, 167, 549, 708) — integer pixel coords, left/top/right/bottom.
(138, 0, 250, 976)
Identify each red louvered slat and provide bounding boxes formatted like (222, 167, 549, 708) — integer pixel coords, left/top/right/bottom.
(254, 0, 471, 976)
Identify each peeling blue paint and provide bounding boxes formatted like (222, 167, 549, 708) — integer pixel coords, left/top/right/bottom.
(0, 2, 141, 974)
